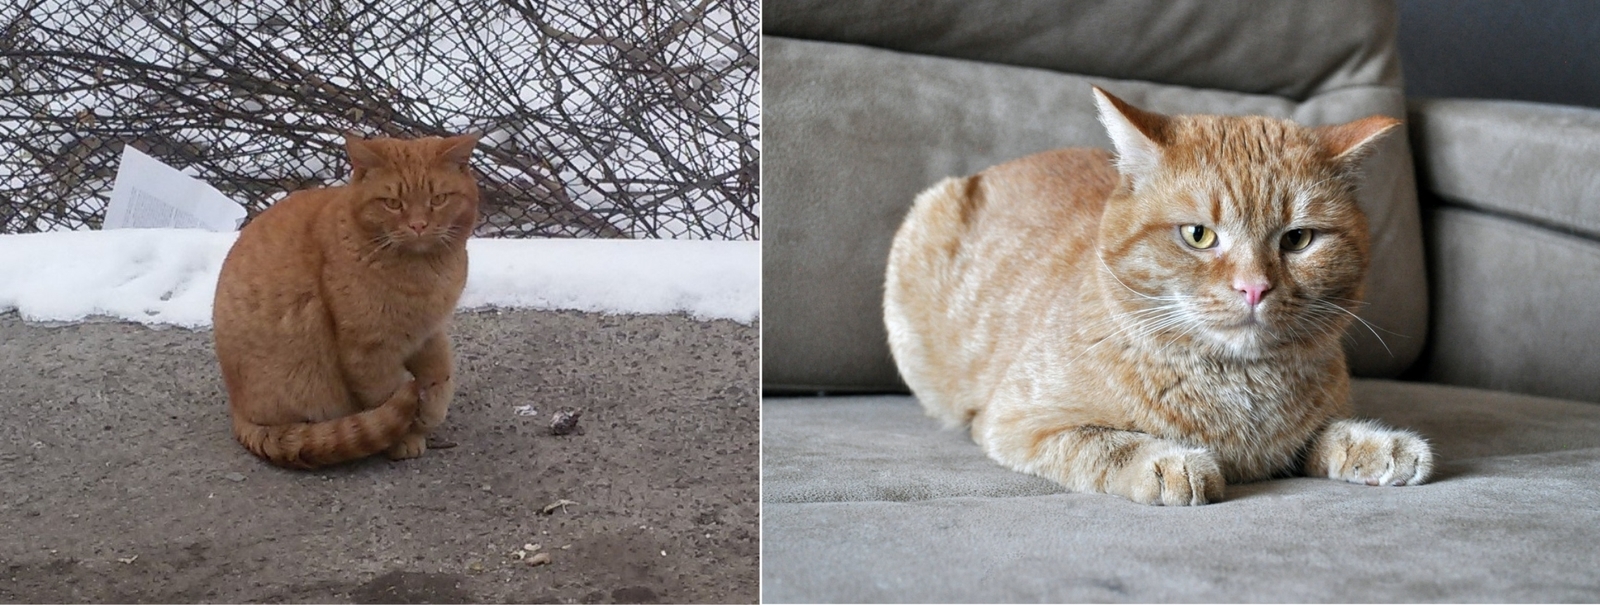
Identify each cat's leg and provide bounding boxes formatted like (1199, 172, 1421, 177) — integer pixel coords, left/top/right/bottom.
(388, 331, 455, 459)
(976, 407, 1225, 506)
(1304, 418, 1433, 486)
(335, 343, 418, 458)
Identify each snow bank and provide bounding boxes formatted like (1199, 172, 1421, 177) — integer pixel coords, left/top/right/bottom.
(0, 230, 759, 328)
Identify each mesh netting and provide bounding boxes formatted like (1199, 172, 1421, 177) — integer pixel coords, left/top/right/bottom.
(0, 0, 759, 239)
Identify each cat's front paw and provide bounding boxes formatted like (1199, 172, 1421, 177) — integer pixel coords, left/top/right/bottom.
(386, 433, 427, 460)
(1123, 444, 1225, 506)
(1307, 419, 1433, 486)
(414, 377, 452, 430)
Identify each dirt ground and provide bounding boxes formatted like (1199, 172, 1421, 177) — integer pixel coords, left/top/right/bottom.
(0, 309, 759, 603)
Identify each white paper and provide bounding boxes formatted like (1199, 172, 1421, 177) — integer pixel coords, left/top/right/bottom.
(103, 145, 247, 231)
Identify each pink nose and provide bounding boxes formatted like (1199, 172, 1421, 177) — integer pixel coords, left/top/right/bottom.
(409, 221, 428, 234)
(1234, 279, 1271, 307)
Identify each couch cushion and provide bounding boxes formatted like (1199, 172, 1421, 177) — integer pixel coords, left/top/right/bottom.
(764, 0, 1401, 101)
(762, 380, 1600, 602)
(1424, 206, 1600, 404)
(1411, 98, 1600, 240)
(763, 37, 1427, 391)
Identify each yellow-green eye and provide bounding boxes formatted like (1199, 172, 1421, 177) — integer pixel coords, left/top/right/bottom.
(1180, 224, 1217, 249)
(380, 198, 402, 211)
(1281, 228, 1314, 251)
(430, 194, 451, 208)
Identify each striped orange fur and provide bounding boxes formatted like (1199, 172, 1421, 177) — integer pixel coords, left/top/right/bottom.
(884, 88, 1432, 505)
(214, 133, 479, 469)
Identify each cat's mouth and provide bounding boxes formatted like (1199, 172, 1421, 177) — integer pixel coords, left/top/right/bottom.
(392, 229, 450, 252)
(1232, 311, 1265, 328)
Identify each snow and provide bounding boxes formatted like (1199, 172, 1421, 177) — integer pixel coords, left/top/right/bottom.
(0, 230, 759, 328)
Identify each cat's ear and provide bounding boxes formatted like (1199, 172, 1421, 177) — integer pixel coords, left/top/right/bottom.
(1093, 86, 1169, 186)
(1315, 115, 1401, 166)
(344, 133, 386, 180)
(438, 133, 481, 168)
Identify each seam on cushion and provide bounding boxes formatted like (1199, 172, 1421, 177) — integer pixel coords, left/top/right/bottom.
(1433, 194, 1600, 240)
(1432, 197, 1600, 245)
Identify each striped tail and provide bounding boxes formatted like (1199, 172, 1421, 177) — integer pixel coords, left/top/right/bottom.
(232, 383, 420, 469)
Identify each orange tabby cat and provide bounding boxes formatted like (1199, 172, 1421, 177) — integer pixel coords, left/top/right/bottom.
(884, 88, 1432, 505)
(213, 133, 479, 469)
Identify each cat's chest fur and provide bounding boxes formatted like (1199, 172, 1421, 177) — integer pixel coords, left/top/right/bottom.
(326, 251, 466, 352)
(1116, 348, 1345, 481)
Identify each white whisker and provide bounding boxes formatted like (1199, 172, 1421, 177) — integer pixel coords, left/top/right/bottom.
(1312, 299, 1393, 356)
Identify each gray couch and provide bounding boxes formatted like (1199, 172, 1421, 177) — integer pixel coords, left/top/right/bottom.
(761, 1, 1600, 601)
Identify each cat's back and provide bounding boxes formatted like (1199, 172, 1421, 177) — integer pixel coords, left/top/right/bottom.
(214, 187, 342, 328)
(231, 187, 340, 252)
(972, 147, 1119, 233)
(886, 148, 1118, 424)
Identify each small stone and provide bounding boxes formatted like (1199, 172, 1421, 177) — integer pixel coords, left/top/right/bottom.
(549, 408, 583, 436)
(527, 552, 552, 566)
(481, 484, 492, 492)
(467, 560, 484, 573)
(223, 472, 245, 482)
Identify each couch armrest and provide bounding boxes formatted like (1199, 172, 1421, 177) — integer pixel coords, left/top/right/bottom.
(1408, 98, 1600, 404)
(1409, 98, 1600, 238)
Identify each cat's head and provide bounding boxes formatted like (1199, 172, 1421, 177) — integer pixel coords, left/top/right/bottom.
(343, 133, 481, 254)
(1090, 87, 1399, 360)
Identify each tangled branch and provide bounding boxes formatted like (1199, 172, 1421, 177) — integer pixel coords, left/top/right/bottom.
(0, 0, 759, 239)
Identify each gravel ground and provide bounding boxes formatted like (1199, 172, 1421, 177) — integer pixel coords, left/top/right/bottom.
(0, 309, 759, 603)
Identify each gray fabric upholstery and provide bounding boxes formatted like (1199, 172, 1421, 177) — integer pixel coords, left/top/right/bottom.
(1407, 98, 1600, 403)
(1410, 98, 1600, 239)
(1424, 207, 1600, 404)
(764, 0, 1401, 100)
(763, 37, 1427, 391)
(762, 380, 1600, 602)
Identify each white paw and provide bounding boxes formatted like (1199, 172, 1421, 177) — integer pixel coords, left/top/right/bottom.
(1310, 420, 1433, 486)
(1125, 445, 1225, 506)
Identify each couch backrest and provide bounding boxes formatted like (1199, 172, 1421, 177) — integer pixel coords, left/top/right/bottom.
(766, 0, 1402, 101)
(763, 0, 1429, 393)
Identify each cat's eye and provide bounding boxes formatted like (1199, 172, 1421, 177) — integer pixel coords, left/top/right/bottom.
(1281, 228, 1314, 251)
(380, 198, 403, 211)
(429, 194, 452, 208)
(1179, 224, 1217, 249)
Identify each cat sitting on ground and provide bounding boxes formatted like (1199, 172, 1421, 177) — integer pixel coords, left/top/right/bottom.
(213, 133, 480, 469)
(883, 87, 1432, 505)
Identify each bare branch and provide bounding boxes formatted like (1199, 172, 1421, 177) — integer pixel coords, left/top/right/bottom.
(0, 0, 759, 239)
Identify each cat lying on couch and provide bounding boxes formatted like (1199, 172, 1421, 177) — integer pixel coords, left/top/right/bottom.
(884, 88, 1432, 505)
